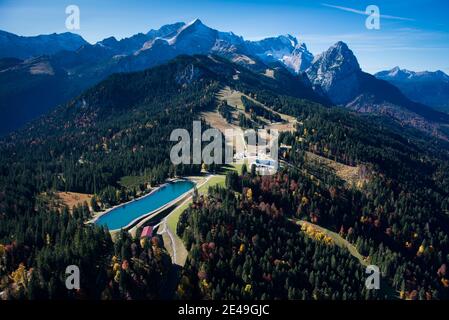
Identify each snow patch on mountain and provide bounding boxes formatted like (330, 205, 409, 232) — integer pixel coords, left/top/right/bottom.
(376, 67, 449, 82)
(132, 20, 313, 74)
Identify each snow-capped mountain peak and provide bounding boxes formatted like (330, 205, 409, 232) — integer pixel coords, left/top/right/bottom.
(172, 18, 210, 39)
(132, 20, 312, 73)
(376, 66, 414, 80)
(243, 34, 313, 72)
(376, 67, 449, 82)
(283, 41, 313, 73)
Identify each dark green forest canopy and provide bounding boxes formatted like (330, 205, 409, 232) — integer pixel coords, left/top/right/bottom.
(177, 185, 380, 300)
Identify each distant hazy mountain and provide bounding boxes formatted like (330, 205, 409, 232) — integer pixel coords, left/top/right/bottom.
(0, 30, 88, 59)
(375, 67, 449, 112)
(0, 19, 313, 135)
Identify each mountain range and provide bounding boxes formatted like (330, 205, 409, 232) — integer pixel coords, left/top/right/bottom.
(375, 67, 449, 112)
(0, 30, 87, 59)
(0, 19, 448, 137)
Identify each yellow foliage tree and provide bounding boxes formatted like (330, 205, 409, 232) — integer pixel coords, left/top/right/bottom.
(114, 270, 120, 283)
(418, 244, 425, 255)
(201, 279, 209, 289)
(113, 263, 120, 273)
(11, 263, 28, 289)
(140, 237, 147, 248)
(246, 188, 253, 201)
(301, 196, 309, 205)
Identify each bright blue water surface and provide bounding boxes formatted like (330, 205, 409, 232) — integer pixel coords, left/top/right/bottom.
(95, 180, 194, 230)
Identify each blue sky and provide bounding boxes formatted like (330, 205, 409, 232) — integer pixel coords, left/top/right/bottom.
(0, 0, 448, 74)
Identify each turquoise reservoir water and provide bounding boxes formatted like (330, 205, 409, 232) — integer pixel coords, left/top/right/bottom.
(95, 180, 194, 230)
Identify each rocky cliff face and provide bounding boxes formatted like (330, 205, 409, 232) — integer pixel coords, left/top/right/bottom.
(306, 41, 361, 105)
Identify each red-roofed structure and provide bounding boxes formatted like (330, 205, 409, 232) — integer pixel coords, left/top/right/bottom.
(141, 226, 153, 238)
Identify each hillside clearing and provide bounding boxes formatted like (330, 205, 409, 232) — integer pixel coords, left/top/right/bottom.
(216, 86, 246, 110)
(201, 110, 235, 133)
(216, 86, 297, 133)
(305, 151, 367, 187)
(56, 192, 93, 211)
(292, 219, 367, 266)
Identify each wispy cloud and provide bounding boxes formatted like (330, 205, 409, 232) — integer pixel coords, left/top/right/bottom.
(322, 3, 415, 21)
(299, 28, 449, 56)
